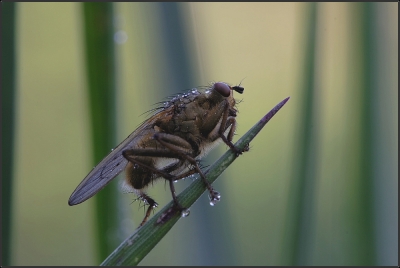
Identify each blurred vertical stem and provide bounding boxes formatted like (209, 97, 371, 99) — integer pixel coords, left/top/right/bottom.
(282, 3, 318, 265)
(154, 3, 238, 264)
(157, 2, 236, 265)
(1, 2, 17, 266)
(350, 2, 376, 265)
(157, 3, 196, 91)
(82, 3, 118, 261)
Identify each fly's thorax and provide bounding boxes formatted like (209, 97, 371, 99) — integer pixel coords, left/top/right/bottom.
(157, 83, 236, 133)
(151, 82, 240, 157)
(160, 82, 236, 116)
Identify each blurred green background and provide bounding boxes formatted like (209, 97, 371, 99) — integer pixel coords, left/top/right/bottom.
(2, 2, 397, 266)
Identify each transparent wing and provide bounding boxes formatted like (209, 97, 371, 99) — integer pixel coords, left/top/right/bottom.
(68, 121, 152, 206)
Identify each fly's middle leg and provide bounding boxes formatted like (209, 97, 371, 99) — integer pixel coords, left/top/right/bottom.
(153, 133, 221, 206)
(122, 146, 198, 224)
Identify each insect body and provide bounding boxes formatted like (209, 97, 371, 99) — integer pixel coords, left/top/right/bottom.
(68, 82, 245, 226)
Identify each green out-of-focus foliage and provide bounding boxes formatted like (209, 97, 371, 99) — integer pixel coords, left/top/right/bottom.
(9, 2, 397, 266)
(281, 3, 318, 265)
(81, 3, 119, 262)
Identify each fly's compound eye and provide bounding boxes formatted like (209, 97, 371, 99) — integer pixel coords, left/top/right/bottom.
(213, 82, 231, 97)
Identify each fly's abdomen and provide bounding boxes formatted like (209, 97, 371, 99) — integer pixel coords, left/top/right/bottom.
(125, 158, 154, 190)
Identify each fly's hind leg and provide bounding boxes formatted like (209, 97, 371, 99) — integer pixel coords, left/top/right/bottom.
(135, 190, 158, 226)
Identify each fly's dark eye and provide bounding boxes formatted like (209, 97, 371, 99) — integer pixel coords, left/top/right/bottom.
(213, 82, 231, 97)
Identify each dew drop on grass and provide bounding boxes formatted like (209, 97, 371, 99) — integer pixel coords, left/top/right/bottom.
(209, 191, 221, 206)
(181, 209, 190, 217)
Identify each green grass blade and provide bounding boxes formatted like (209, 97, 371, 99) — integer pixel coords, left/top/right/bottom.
(282, 3, 318, 265)
(82, 2, 118, 261)
(100, 97, 290, 266)
(1, 2, 17, 266)
(350, 3, 377, 264)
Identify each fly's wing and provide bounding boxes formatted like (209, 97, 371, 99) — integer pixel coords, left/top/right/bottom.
(68, 121, 152, 206)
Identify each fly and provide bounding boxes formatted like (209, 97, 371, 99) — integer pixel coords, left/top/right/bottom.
(68, 82, 245, 226)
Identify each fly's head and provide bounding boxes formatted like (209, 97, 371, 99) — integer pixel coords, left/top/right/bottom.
(205, 82, 244, 111)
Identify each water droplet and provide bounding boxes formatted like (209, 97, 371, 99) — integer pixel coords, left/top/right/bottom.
(181, 209, 190, 217)
(114, 30, 128, 44)
(209, 191, 221, 206)
(205, 90, 210, 94)
(191, 89, 197, 94)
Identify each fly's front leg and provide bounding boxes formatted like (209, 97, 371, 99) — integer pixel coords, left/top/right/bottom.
(214, 102, 248, 156)
(154, 133, 221, 207)
(224, 117, 250, 154)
